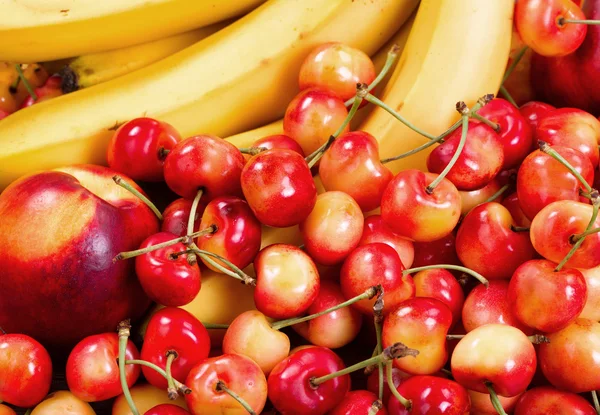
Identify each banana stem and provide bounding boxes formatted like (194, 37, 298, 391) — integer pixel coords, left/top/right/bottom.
(403, 264, 489, 287)
(502, 46, 528, 84)
(125, 359, 191, 395)
(113, 175, 162, 220)
(485, 382, 508, 415)
(499, 85, 518, 108)
(117, 320, 139, 415)
(14, 64, 37, 101)
(216, 380, 256, 415)
(387, 361, 411, 409)
(538, 141, 593, 193)
(165, 351, 178, 400)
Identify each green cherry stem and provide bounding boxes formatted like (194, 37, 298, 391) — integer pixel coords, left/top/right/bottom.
(591, 390, 600, 415)
(485, 382, 508, 415)
(185, 188, 205, 264)
(117, 320, 139, 415)
(190, 248, 256, 285)
(484, 183, 511, 204)
(124, 359, 191, 395)
(471, 112, 500, 132)
(14, 64, 37, 101)
(271, 285, 381, 331)
(216, 380, 257, 415)
(560, 18, 600, 25)
(499, 85, 518, 108)
(387, 361, 412, 410)
(538, 141, 593, 193)
(113, 175, 163, 220)
(380, 132, 446, 164)
(238, 147, 268, 156)
(165, 351, 179, 400)
(502, 46, 528, 84)
(373, 290, 385, 401)
(310, 342, 419, 387)
(403, 264, 489, 287)
(202, 322, 230, 329)
(368, 400, 385, 415)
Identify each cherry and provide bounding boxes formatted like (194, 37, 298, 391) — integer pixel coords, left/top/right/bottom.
(0, 333, 52, 408)
(456, 202, 535, 280)
(468, 389, 521, 415)
(0, 406, 15, 415)
(185, 353, 267, 415)
(459, 178, 504, 217)
(381, 169, 462, 242)
(515, 0, 587, 57)
(300, 191, 364, 265)
(163, 134, 245, 200)
(283, 88, 349, 156)
(11, 63, 49, 105)
(144, 404, 191, 415)
(580, 266, 600, 321)
(19, 75, 62, 108)
(413, 268, 464, 328)
(29, 390, 96, 415)
(141, 307, 210, 391)
(514, 386, 596, 415)
(501, 191, 531, 228)
(412, 233, 459, 268)
(66, 332, 140, 402)
(388, 376, 471, 415)
(253, 243, 320, 319)
(427, 121, 504, 191)
(519, 101, 556, 131)
(330, 390, 387, 415)
(112, 383, 188, 415)
(161, 198, 205, 237)
(241, 148, 317, 228)
(252, 134, 305, 156)
(359, 215, 414, 268)
(319, 131, 393, 212)
(366, 365, 408, 407)
(107, 117, 181, 182)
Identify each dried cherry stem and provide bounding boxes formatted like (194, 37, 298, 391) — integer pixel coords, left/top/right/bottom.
(485, 183, 511, 204)
(14, 64, 37, 101)
(186, 189, 205, 263)
(238, 147, 267, 156)
(559, 18, 600, 25)
(202, 322, 230, 329)
(387, 361, 411, 410)
(499, 85, 518, 108)
(216, 380, 256, 415)
(113, 175, 163, 220)
(591, 390, 600, 415)
(271, 285, 381, 331)
(165, 350, 179, 400)
(117, 320, 139, 415)
(485, 382, 508, 415)
(124, 359, 191, 395)
(403, 264, 489, 287)
(373, 290, 385, 401)
(538, 141, 593, 193)
(310, 342, 419, 387)
(368, 400, 384, 415)
(112, 225, 217, 262)
(502, 46, 528, 84)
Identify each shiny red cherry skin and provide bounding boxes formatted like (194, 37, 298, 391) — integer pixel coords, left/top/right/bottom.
(161, 198, 204, 237)
(519, 101, 555, 131)
(501, 191, 531, 228)
(366, 365, 409, 407)
(329, 390, 387, 415)
(412, 233, 460, 268)
(144, 404, 191, 415)
(413, 268, 464, 327)
(360, 215, 414, 268)
(514, 386, 596, 415)
(253, 134, 305, 156)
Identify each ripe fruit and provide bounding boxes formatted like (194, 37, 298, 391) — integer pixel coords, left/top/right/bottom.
(514, 386, 596, 415)
(388, 376, 471, 415)
(252, 134, 306, 156)
(329, 390, 387, 415)
(161, 198, 203, 237)
(29, 391, 96, 415)
(359, 215, 414, 268)
(144, 404, 191, 415)
(111, 383, 188, 415)
(413, 268, 464, 327)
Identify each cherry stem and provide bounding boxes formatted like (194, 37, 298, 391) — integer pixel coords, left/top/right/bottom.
(165, 351, 179, 400)
(238, 147, 267, 156)
(368, 400, 384, 415)
(511, 226, 530, 232)
(186, 189, 204, 263)
(271, 285, 381, 331)
(387, 361, 411, 409)
(446, 334, 465, 340)
(403, 264, 489, 287)
(23, 410, 31, 415)
(471, 112, 501, 132)
(310, 342, 419, 387)
(560, 18, 600, 25)
(112, 225, 216, 262)
(484, 183, 511, 204)
(113, 175, 163, 220)
(117, 320, 140, 415)
(157, 147, 170, 160)
(528, 334, 550, 344)
(202, 322, 230, 329)
(188, 248, 256, 285)
(502, 46, 528, 84)
(538, 141, 593, 193)
(14, 64, 37, 101)
(10, 73, 20, 93)
(216, 380, 256, 415)
(591, 390, 600, 415)
(485, 382, 508, 415)
(374, 290, 385, 402)
(124, 359, 191, 395)
(499, 85, 518, 108)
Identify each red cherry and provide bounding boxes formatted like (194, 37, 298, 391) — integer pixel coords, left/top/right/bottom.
(0, 405, 16, 415)
(459, 177, 504, 217)
(366, 365, 408, 407)
(241, 149, 317, 228)
(252, 134, 305, 156)
(141, 307, 211, 390)
(413, 268, 464, 328)
(412, 233, 460, 268)
(580, 266, 600, 321)
(468, 388, 521, 415)
(161, 198, 204, 237)
(163, 134, 245, 200)
(519, 101, 556, 131)
(359, 215, 414, 268)
(107, 118, 181, 182)
(388, 376, 471, 415)
(19, 75, 62, 108)
(144, 404, 191, 415)
(329, 390, 387, 415)
(501, 191, 531, 228)
(514, 386, 596, 415)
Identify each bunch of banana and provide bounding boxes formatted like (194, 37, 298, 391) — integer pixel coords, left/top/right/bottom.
(0, 0, 419, 190)
(0, 0, 266, 62)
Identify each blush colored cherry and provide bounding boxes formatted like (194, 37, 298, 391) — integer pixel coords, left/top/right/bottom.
(519, 101, 556, 131)
(427, 121, 504, 191)
(0, 333, 52, 408)
(366, 365, 409, 407)
(241, 148, 317, 228)
(381, 169, 462, 242)
(141, 307, 210, 390)
(580, 266, 600, 321)
(161, 198, 203, 237)
(515, 0, 587, 57)
(283, 88, 349, 156)
(144, 404, 191, 415)
(341, 243, 414, 315)
(456, 202, 535, 280)
(0, 406, 15, 415)
(246, 134, 305, 158)
(66, 332, 140, 402)
(164, 134, 245, 200)
(388, 376, 471, 415)
(468, 389, 521, 415)
(477, 98, 533, 169)
(185, 353, 267, 415)
(413, 268, 464, 327)
(459, 178, 503, 217)
(514, 386, 596, 415)
(501, 191, 531, 228)
(319, 131, 393, 212)
(267, 346, 350, 415)
(19, 75, 62, 108)
(412, 233, 459, 268)
(329, 390, 387, 415)
(107, 117, 181, 182)
(300, 191, 364, 265)
(253, 244, 320, 319)
(359, 215, 414, 268)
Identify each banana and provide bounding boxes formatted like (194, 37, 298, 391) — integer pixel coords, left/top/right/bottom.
(0, 0, 419, 191)
(0, 0, 265, 62)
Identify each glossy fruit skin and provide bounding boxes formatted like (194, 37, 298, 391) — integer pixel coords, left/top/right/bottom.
(197, 196, 262, 272)
(413, 269, 464, 327)
(580, 266, 600, 320)
(161, 198, 202, 237)
(185, 353, 267, 415)
(341, 243, 413, 315)
(412, 233, 459, 268)
(164, 134, 245, 200)
(298, 42, 376, 102)
(381, 170, 462, 242)
(456, 202, 535, 280)
(0, 165, 157, 348)
(519, 101, 555, 131)
(538, 318, 600, 393)
(283, 88, 349, 156)
(530, 200, 600, 268)
(360, 215, 414, 268)
(427, 121, 504, 191)
(459, 178, 502, 217)
(388, 376, 471, 415)
(514, 386, 596, 415)
(252, 134, 305, 156)
(107, 117, 181, 182)
(30, 391, 96, 415)
(241, 149, 317, 228)
(382, 297, 453, 375)
(0, 405, 16, 415)
(329, 390, 387, 415)
(468, 389, 520, 415)
(501, 191, 531, 228)
(300, 191, 364, 265)
(508, 259, 587, 333)
(366, 365, 408, 407)
(112, 383, 188, 415)
(0, 334, 52, 408)
(292, 281, 362, 349)
(253, 244, 320, 319)
(451, 324, 536, 397)
(135, 232, 201, 307)
(268, 346, 350, 415)
(477, 98, 533, 169)
(319, 131, 393, 212)
(19, 75, 62, 108)
(144, 404, 191, 415)
(66, 333, 140, 402)
(141, 307, 210, 390)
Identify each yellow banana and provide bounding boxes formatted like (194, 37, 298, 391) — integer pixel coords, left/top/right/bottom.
(0, 0, 419, 191)
(0, 0, 265, 62)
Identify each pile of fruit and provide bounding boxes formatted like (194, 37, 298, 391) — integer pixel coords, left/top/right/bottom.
(2, 0, 600, 414)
